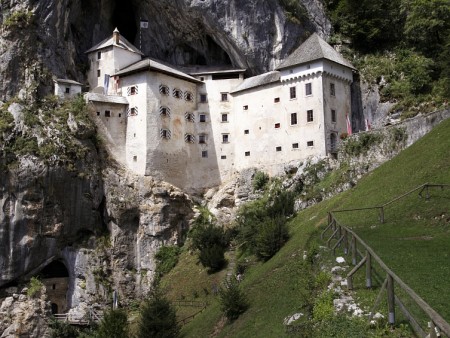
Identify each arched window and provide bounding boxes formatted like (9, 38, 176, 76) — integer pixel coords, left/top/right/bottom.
(173, 88, 182, 99)
(184, 91, 193, 101)
(159, 85, 169, 96)
(159, 106, 171, 117)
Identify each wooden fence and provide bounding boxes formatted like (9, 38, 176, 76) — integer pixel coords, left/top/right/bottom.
(322, 183, 450, 338)
(53, 308, 103, 326)
(174, 300, 208, 325)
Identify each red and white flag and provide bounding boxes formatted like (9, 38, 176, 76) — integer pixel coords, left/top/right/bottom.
(346, 113, 352, 135)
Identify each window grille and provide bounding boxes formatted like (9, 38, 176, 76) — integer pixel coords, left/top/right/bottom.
(160, 129, 171, 139)
(127, 107, 138, 116)
(184, 91, 193, 101)
(184, 134, 195, 143)
(159, 106, 171, 117)
(159, 85, 169, 95)
(127, 85, 138, 96)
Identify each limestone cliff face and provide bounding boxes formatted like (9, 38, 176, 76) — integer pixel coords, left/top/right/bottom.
(0, 0, 330, 100)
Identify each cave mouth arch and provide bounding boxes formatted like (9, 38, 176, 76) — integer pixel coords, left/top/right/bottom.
(111, 0, 138, 43)
(39, 260, 69, 278)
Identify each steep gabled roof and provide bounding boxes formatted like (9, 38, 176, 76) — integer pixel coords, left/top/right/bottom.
(114, 58, 203, 84)
(85, 31, 143, 55)
(230, 71, 280, 94)
(276, 33, 355, 70)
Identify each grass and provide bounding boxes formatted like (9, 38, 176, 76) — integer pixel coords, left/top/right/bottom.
(161, 118, 450, 336)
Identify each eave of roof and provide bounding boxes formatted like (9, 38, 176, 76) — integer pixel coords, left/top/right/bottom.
(85, 35, 143, 55)
(230, 71, 280, 94)
(276, 33, 355, 71)
(114, 58, 203, 84)
(188, 68, 246, 76)
(84, 93, 129, 105)
(54, 79, 83, 86)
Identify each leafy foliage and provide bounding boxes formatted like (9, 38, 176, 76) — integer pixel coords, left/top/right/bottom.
(27, 277, 43, 298)
(279, 0, 309, 25)
(252, 170, 269, 191)
(219, 278, 249, 321)
(155, 245, 181, 276)
(137, 290, 180, 338)
(2, 10, 34, 29)
(95, 309, 129, 338)
(342, 132, 382, 157)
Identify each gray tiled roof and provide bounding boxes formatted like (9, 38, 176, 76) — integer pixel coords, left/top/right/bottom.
(84, 93, 129, 105)
(230, 71, 280, 94)
(276, 33, 355, 70)
(54, 79, 83, 86)
(114, 58, 203, 84)
(85, 33, 143, 55)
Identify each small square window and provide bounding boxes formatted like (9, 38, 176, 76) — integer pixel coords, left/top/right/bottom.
(221, 93, 228, 102)
(130, 86, 136, 95)
(133, 155, 137, 162)
(200, 77, 205, 81)
(274, 123, 280, 128)
(184, 91, 193, 101)
(305, 83, 312, 96)
(307, 141, 314, 147)
(199, 134, 207, 144)
(97, 69, 101, 78)
(221, 155, 227, 159)
(173, 88, 182, 99)
(331, 109, 336, 123)
(222, 134, 229, 143)
(290, 86, 296, 99)
(65, 87, 70, 94)
(274, 97, 280, 103)
(330, 83, 335, 96)
(276, 146, 282, 152)
(97, 51, 101, 60)
(245, 151, 250, 156)
(161, 129, 171, 139)
(221, 113, 228, 122)
(243, 105, 248, 110)
(292, 143, 299, 149)
(96, 111, 100, 116)
(244, 129, 249, 134)
(199, 114, 206, 122)
(200, 94, 207, 103)
(307, 110, 314, 122)
(119, 113, 122, 117)
(129, 107, 137, 116)
(291, 113, 298, 125)
(105, 110, 111, 117)
(202, 150, 208, 158)
(159, 85, 169, 95)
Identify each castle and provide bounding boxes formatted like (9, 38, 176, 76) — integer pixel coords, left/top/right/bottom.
(83, 29, 355, 192)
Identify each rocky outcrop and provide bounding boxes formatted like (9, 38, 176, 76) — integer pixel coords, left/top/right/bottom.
(0, 0, 331, 100)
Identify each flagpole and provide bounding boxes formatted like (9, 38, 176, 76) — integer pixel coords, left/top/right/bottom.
(139, 17, 142, 51)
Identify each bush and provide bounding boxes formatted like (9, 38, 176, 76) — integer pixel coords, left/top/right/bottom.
(49, 318, 81, 338)
(95, 309, 129, 338)
(312, 290, 335, 322)
(254, 216, 289, 261)
(3, 10, 34, 29)
(343, 132, 382, 157)
(137, 290, 180, 338)
(219, 278, 249, 321)
(190, 223, 228, 272)
(155, 246, 180, 276)
(252, 170, 269, 191)
(27, 277, 43, 298)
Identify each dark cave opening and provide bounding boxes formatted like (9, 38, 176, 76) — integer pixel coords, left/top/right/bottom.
(111, 0, 138, 43)
(39, 260, 69, 278)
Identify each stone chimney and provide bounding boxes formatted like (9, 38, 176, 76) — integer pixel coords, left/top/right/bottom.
(113, 28, 120, 45)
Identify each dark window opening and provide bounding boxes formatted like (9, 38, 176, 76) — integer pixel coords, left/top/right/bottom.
(105, 110, 111, 117)
(291, 113, 298, 125)
(221, 155, 227, 159)
(119, 113, 122, 117)
(96, 111, 100, 116)
(305, 83, 312, 96)
(221, 93, 228, 101)
(212, 73, 240, 80)
(307, 110, 314, 122)
(243, 105, 248, 110)
(97, 51, 101, 60)
(274, 97, 280, 103)
(221, 114, 228, 122)
(222, 134, 229, 143)
(307, 141, 314, 147)
(65, 87, 70, 94)
(275, 123, 280, 128)
(245, 151, 250, 156)
(244, 129, 249, 134)
(330, 83, 336, 96)
(199, 134, 207, 144)
(290, 86, 296, 99)
(276, 146, 282, 152)
(331, 109, 336, 123)
(133, 155, 137, 161)
(199, 114, 206, 122)
(292, 143, 299, 149)
(202, 150, 208, 158)
(200, 94, 207, 103)
(97, 69, 101, 78)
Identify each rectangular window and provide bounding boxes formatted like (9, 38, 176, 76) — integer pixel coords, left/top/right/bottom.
(330, 83, 335, 96)
(331, 109, 336, 123)
(96, 111, 100, 116)
(200, 94, 207, 103)
(244, 129, 249, 134)
(307, 109, 314, 122)
(275, 123, 280, 128)
(130, 107, 137, 116)
(221, 93, 228, 101)
(199, 134, 207, 144)
(105, 110, 111, 117)
(221, 113, 228, 122)
(305, 83, 312, 96)
(221, 155, 227, 159)
(292, 143, 299, 149)
(222, 134, 229, 143)
(133, 155, 137, 162)
(307, 141, 314, 147)
(161, 129, 171, 139)
(97, 69, 101, 78)
(130, 86, 136, 95)
(290, 113, 298, 125)
(290, 86, 296, 99)
(199, 114, 206, 122)
(202, 150, 208, 158)
(274, 97, 280, 103)
(243, 105, 248, 110)
(276, 146, 282, 152)
(65, 87, 70, 94)
(245, 151, 250, 157)
(97, 51, 101, 60)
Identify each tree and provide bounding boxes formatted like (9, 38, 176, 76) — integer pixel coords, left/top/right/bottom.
(137, 290, 180, 338)
(95, 309, 129, 338)
(219, 278, 249, 321)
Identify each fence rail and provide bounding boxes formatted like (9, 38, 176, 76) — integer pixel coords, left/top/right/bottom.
(322, 183, 450, 338)
(53, 309, 103, 326)
(175, 300, 208, 325)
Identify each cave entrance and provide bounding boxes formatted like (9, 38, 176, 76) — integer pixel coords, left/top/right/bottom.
(111, 0, 137, 43)
(38, 261, 70, 314)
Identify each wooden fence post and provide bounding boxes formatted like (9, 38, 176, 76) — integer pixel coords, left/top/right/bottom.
(366, 250, 372, 288)
(387, 274, 395, 325)
(379, 207, 385, 223)
(343, 229, 348, 254)
(352, 236, 357, 265)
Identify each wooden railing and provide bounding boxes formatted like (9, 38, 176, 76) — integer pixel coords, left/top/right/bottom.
(174, 300, 208, 325)
(322, 183, 450, 338)
(53, 308, 103, 326)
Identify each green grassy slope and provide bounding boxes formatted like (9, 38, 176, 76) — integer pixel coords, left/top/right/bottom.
(162, 118, 450, 337)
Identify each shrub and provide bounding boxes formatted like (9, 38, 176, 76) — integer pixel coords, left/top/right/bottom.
(252, 170, 269, 191)
(155, 246, 181, 276)
(190, 223, 228, 272)
(219, 278, 249, 321)
(254, 216, 289, 261)
(312, 290, 334, 322)
(95, 309, 129, 338)
(137, 290, 179, 338)
(27, 277, 43, 298)
(3, 10, 34, 29)
(343, 132, 382, 157)
(49, 318, 81, 338)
